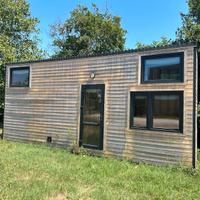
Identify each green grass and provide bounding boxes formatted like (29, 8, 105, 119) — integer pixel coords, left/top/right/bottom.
(0, 140, 200, 200)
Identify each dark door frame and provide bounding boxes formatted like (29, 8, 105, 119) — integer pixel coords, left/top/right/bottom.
(79, 84, 105, 150)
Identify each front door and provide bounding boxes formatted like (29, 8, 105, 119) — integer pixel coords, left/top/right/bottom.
(79, 84, 104, 150)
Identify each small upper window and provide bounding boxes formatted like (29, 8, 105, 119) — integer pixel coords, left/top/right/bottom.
(141, 53, 184, 83)
(10, 67, 30, 87)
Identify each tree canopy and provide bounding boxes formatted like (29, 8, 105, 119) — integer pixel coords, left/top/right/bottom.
(135, 37, 172, 49)
(136, 0, 200, 50)
(176, 0, 200, 111)
(50, 4, 126, 58)
(176, 0, 200, 46)
(0, 0, 44, 109)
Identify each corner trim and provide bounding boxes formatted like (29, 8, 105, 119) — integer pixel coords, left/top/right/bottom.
(2, 65, 6, 139)
(192, 47, 197, 168)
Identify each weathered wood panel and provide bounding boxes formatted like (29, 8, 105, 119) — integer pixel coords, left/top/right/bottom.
(4, 45, 196, 166)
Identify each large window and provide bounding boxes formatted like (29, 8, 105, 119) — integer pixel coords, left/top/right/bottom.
(141, 53, 184, 83)
(10, 67, 30, 87)
(130, 91, 183, 132)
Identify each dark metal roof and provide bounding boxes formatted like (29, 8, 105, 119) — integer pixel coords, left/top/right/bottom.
(6, 41, 197, 66)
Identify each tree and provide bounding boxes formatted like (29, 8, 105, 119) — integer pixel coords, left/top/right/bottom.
(135, 36, 173, 49)
(50, 4, 126, 58)
(176, 0, 200, 137)
(176, 0, 200, 46)
(0, 0, 44, 110)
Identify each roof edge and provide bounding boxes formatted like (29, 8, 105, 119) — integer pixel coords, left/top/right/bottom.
(6, 41, 197, 66)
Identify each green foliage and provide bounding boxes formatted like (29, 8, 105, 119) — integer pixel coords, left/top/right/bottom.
(1, 140, 200, 200)
(0, 0, 44, 110)
(198, 104, 200, 117)
(70, 142, 96, 156)
(135, 37, 173, 49)
(50, 4, 126, 58)
(177, 0, 200, 129)
(70, 142, 89, 155)
(176, 0, 200, 46)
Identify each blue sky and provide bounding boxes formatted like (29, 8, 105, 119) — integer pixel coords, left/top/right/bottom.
(28, 0, 188, 54)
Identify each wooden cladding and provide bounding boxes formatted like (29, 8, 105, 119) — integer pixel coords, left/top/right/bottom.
(4, 44, 197, 167)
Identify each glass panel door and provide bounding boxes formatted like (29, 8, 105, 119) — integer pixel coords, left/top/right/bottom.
(80, 85, 104, 149)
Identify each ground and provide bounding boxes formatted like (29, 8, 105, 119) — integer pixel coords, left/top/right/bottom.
(0, 140, 200, 200)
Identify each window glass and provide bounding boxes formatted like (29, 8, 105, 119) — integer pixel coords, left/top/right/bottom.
(133, 95, 147, 128)
(10, 67, 29, 87)
(142, 54, 183, 82)
(130, 92, 183, 132)
(153, 94, 180, 130)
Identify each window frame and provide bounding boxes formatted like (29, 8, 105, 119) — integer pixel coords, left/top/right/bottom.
(130, 92, 148, 129)
(130, 91, 184, 133)
(141, 52, 184, 84)
(9, 66, 30, 88)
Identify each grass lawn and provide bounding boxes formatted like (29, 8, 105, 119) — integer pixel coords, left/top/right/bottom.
(0, 140, 200, 200)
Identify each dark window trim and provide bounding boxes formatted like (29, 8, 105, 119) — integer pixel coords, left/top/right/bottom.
(141, 52, 184, 84)
(130, 91, 184, 133)
(10, 66, 30, 87)
(130, 92, 148, 129)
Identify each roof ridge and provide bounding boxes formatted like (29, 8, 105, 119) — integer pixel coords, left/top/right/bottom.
(6, 41, 197, 66)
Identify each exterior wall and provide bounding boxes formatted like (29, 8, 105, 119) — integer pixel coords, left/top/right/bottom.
(4, 45, 196, 166)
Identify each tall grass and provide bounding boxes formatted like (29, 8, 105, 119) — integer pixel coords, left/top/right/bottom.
(0, 140, 200, 200)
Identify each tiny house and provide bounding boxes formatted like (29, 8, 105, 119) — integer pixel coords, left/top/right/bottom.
(4, 42, 198, 167)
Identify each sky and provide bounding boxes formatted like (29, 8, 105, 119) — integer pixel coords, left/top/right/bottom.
(28, 0, 188, 55)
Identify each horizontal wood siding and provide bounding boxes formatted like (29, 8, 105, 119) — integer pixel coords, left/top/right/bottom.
(4, 45, 196, 166)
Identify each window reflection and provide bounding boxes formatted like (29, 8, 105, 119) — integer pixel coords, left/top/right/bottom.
(10, 68, 29, 87)
(143, 54, 182, 82)
(130, 91, 183, 132)
(82, 88, 101, 146)
(83, 89, 101, 123)
(153, 94, 179, 129)
(133, 95, 147, 127)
